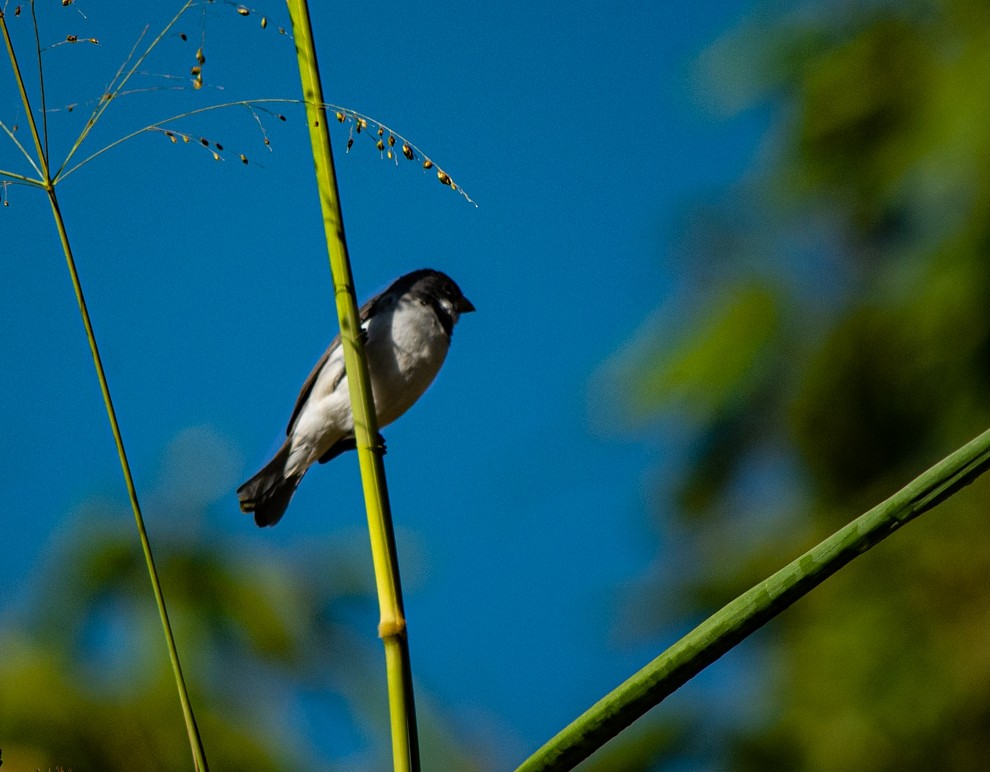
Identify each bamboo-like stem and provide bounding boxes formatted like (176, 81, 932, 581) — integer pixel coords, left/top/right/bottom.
(516, 426, 990, 771)
(284, 1, 420, 770)
(3, 10, 209, 771)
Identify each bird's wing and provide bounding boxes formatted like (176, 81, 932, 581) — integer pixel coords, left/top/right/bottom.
(285, 290, 386, 435)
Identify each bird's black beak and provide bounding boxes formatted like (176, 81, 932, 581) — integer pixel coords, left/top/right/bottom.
(456, 296, 476, 313)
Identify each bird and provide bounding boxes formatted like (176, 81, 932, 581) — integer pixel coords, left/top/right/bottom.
(238, 268, 475, 527)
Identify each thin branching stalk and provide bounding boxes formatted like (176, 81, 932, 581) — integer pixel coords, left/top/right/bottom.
(2, 9, 209, 771)
(28, 1, 49, 164)
(47, 189, 210, 772)
(284, 1, 420, 770)
(0, 118, 43, 178)
(55, 0, 194, 178)
(54, 97, 473, 201)
(516, 426, 990, 771)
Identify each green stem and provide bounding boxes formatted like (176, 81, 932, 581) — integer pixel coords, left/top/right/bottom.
(284, 1, 420, 770)
(1, 10, 47, 176)
(516, 426, 990, 771)
(3, 10, 209, 771)
(55, 0, 195, 179)
(47, 186, 210, 772)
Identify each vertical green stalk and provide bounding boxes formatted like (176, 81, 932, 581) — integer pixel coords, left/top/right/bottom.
(284, 2, 420, 770)
(2, 11, 209, 771)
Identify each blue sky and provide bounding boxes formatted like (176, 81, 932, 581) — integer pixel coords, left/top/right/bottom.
(1, 0, 765, 766)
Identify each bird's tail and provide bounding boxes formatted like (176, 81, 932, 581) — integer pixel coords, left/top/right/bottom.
(237, 442, 302, 527)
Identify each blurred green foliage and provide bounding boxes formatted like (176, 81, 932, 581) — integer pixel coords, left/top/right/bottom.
(0, 505, 377, 771)
(0, 494, 484, 771)
(611, 0, 990, 768)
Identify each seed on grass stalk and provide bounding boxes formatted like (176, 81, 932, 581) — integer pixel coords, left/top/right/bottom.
(215, 142, 224, 151)
(66, 35, 78, 43)
(180, 32, 187, 41)
(423, 159, 433, 169)
(237, 6, 249, 16)
(261, 16, 268, 29)
(278, 114, 286, 121)
(376, 139, 385, 152)
(377, 127, 384, 137)
(336, 111, 345, 122)
(196, 47, 205, 64)
(402, 143, 414, 160)
(240, 154, 249, 164)
(346, 138, 354, 152)
(437, 170, 452, 186)
(200, 137, 209, 146)
(190, 65, 201, 76)
(15, 6, 22, 17)
(388, 134, 396, 147)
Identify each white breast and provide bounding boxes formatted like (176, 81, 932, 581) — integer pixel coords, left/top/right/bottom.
(365, 294, 450, 427)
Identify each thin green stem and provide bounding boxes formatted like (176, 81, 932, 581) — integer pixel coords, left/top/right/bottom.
(47, 187, 210, 772)
(285, 1, 420, 769)
(56, 98, 298, 184)
(4, 9, 209, 770)
(56, 0, 194, 179)
(516, 426, 990, 771)
(28, 0, 49, 164)
(0, 116, 44, 180)
(55, 96, 473, 205)
(2, 11, 48, 180)
(0, 166, 42, 186)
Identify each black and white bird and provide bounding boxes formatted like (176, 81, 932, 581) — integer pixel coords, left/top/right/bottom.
(238, 268, 474, 527)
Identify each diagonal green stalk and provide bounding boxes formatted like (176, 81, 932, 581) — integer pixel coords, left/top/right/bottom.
(47, 187, 210, 772)
(0, 116, 44, 178)
(516, 425, 990, 771)
(284, 1, 420, 770)
(2, 10, 209, 771)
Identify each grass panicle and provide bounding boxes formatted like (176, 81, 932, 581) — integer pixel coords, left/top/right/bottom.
(2, 3, 212, 768)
